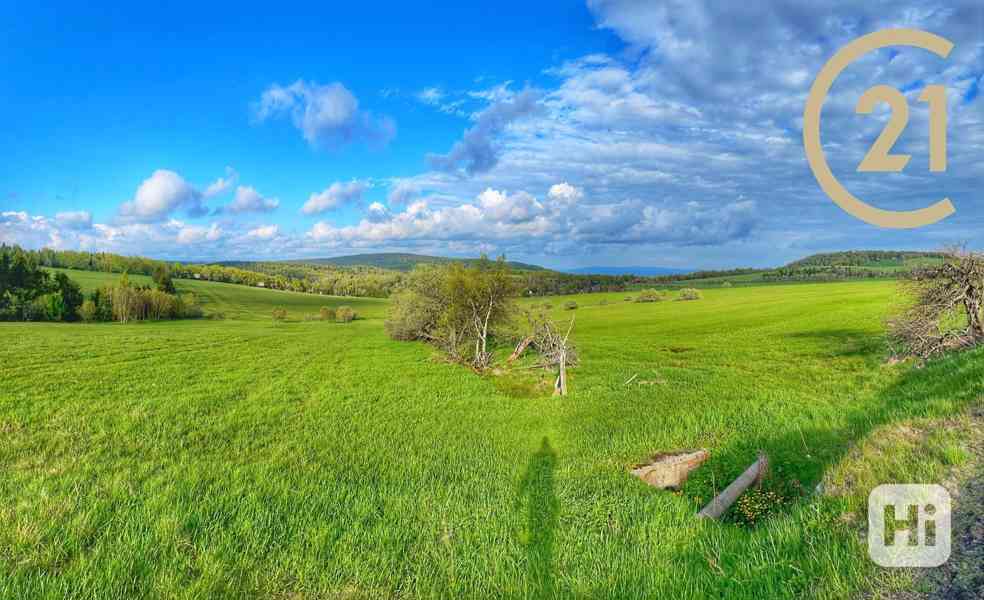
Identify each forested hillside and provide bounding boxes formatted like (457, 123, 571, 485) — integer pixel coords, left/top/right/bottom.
(224, 252, 547, 272)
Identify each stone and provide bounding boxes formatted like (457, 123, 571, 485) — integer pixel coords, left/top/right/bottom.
(630, 449, 710, 490)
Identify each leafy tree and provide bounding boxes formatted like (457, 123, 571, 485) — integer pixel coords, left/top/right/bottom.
(53, 272, 83, 321)
(386, 257, 518, 369)
(153, 264, 177, 294)
(79, 299, 98, 322)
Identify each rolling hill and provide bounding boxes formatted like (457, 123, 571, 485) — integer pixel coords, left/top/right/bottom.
(565, 266, 691, 276)
(218, 252, 547, 272)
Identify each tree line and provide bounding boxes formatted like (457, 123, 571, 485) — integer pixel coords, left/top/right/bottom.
(1, 245, 84, 321)
(1, 244, 201, 323)
(24, 246, 684, 299)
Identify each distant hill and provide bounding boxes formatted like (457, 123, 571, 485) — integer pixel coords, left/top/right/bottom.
(565, 266, 691, 276)
(785, 250, 945, 270)
(228, 253, 548, 272)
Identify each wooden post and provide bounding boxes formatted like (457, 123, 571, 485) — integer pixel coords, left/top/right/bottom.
(697, 454, 768, 519)
(558, 350, 567, 396)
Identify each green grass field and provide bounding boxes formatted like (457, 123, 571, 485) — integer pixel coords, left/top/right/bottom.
(2, 270, 981, 599)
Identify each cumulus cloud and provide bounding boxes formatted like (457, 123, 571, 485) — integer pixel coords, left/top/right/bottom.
(203, 166, 239, 198)
(176, 222, 223, 245)
(55, 211, 93, 230)
(253, 80, 396, 149)
(427, 87, 542, 175)
(247, 224, 280, 239)
(302, 180, 367, 215)
(306, 186, 757, 252)
(220, 185, 280, 215)
(366, 202, 392, 223)
(119, 170, 207, 223)
(547, 183, 583, 207)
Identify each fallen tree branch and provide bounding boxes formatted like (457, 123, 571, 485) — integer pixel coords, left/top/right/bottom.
(698, 454, 769, 519)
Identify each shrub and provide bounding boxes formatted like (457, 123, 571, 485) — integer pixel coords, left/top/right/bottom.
(336, 306, 357, 322)
(79, 299, 98, 322)
(386, 258, 518, 369)
(563, 300, 578, 310)
(678, 288, 703, 301)
(319, 306, 337, 321)
(27, 293, 65, 321)
(624, 296, 634, 302)
(272, 307, 288, 321)
(146, 289, 178, 320)
(635, 289, 666, 303)
(722, 281, 733, 288)
(177, 294, 204, 319)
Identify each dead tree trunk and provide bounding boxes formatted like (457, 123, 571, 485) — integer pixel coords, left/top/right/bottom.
(553, 350, 568, 396)
(508, 336, 533, 362)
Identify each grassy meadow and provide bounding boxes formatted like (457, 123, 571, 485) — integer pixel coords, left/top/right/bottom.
(1, 270, 981, 599)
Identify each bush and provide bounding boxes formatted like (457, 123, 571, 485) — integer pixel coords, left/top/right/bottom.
(385, 258, 517, 369)
(79, 299, 98, 322)
(272, 307, 288, 321)
(722, 281, 733, 288)
(624, 296, 634, 302)
(336, 306, 357, 322)
(27, 293, 65, 321)
(678, 288, 703, 301)
(563, 300, 578, 310)
(319, 306, 337, 321)
(176, 293, 203, 319)
(635, 289, 666, 303)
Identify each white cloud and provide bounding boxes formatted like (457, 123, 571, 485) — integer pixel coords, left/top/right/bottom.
(203, 166, 239, 198)
(176, 222, 223, 245)
(387, 180, 420, 205)
(302, 180, 367, 215)
(55, 211, 93, 230)
(366, 202, 391, 223)
(247, 224, 280, 239)
(547, 183, 583, 207)
(416, 87, 445, 105)
(306, 186, 756, 251)
(119, 170, 206, 223)
(223, 185, 279, 214)
(253, 80, 396, 149)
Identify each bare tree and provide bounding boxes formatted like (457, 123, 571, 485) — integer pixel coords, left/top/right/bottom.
(889, 247, 984, 359)
(520, 307, 578, 395)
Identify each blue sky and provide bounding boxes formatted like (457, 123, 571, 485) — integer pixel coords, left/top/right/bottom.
(2, 1, 983, 269)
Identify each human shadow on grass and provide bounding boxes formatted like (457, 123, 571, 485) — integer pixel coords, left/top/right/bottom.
(516, 437, 559, 599)
(686, 342, 984, 517)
